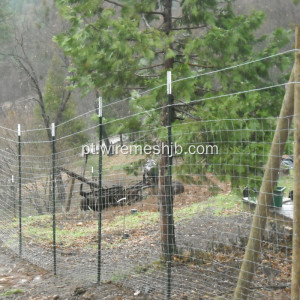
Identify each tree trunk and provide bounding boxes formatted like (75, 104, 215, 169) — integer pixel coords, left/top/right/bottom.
(233, 65, 295, 299)
(120, 133, 123, 147)
(102, 125, 113, 156)
(292, 26, 300, 300)
(45, 127, 66, 206)
(94, 90, 112, 155)
(65, 177, 75, 212)
(158, 0, 176, 260)
(159, 148, 176, 259)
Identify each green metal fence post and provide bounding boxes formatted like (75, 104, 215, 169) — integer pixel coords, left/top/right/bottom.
(51, 123, 57, 275)
(97, 96, 103, 284)
(166, 71, 173, 300)
(12, 175, 16, 218)
(18, 124, 22, 257)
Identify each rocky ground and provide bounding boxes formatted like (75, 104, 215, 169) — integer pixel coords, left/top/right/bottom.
(0, 240, 140, 300)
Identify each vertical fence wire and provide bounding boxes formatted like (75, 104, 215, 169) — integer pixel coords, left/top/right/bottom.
(0, 50, 298, 299)
(18, 124, 22, 257)
(98, 96, 103, 284)
(11, 175, 15, 218)
(52, 123, 57, 275)
(167, 71, 173, 300)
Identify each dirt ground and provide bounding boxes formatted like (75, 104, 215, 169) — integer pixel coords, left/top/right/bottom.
(0, 172, 292, 300)
(0, 208, 291, 300)
(0, 240, 142, 300)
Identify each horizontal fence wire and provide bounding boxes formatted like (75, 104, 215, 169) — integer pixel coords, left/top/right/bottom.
(0, 50, 296, 299)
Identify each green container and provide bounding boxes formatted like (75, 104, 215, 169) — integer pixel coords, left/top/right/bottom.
(271, 186, 286, 207)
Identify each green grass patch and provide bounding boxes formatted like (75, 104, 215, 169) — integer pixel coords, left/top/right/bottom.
(2, 192, 241, 250)
(105, 272, 129, 283)
(175, 193, 241, 221)
(110, 211, 159, 230)
(23, 224, 98, 246)
(211, 193, 242, 215)
(5, 215, 98, 247)
(278, 171, 294, 196)
(0, 289, 23, 297)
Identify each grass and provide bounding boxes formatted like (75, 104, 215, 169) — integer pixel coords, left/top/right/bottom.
(111, 211, 159, 230)
(104, 272, 129, 283)
(108, 192, 241, 231)
(107, 260, 164, 284)
(0, 289, 23, 297)
(3, 192, 241, 249)
(277, 171, 294, 196)
(78, 152, 145, 176)
(5, 215, 98, 247)
(175, 192, 241, 221)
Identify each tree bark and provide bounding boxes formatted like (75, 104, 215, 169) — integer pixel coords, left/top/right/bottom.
(233, 65, 295, 299)
(94, 90, 112, 155)
(11, 39, 69, 207)
(159, 145, 176, 259)
(158, 0, 176, 260)
(292, 26, 300, 300)
(119, 133, 123, 147)
(65, 177, 75, 212)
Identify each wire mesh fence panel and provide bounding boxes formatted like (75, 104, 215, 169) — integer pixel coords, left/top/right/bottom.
(0, 49, 297, 299)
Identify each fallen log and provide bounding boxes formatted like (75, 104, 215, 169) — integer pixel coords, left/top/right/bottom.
(59, 167, 98, 188)
(60, 166, 184, 211)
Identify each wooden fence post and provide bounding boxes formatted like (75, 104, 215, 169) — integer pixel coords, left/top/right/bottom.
(234, 65, 295, 299)
(292, 25, 300, 300)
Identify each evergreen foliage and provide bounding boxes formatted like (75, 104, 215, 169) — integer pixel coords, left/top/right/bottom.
(37, 54, 88, 147)
(55, 0, 292, 188)
(0, 0, 12, 42)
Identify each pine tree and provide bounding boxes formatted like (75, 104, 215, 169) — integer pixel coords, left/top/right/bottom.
(38, 54, 88, 148)
(54, 0, 292, 258)
(0, 0, 12, 42)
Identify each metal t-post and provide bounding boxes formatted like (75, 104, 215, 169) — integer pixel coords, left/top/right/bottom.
(51, 123, 57, 275)
(18, 124, 22, 257)
(97, 96, 103, 284)
(12, 175, 15, 218)
(166, 71, 173, 300)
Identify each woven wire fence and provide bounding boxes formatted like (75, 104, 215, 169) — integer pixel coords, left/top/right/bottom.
(0, 50, 296, 299)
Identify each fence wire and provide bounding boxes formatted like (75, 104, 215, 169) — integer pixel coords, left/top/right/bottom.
(0, 51, 296, 299)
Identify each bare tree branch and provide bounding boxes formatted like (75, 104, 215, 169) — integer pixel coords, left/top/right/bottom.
(134, 72, 159, 78)
(171, 25, 207, 31)
(142, 14, 151, 29)
(144, 11, 165, 17)
(104, 0, 165, 16)
(104, 0, 125, 8)
(174, 107, 202, 121)
(124, 87, 146, 90)
(138, 63, 164, 71)
(174, 60, 214, 69)
(55, 91, 71, 125)
(177, 99, 197, 111)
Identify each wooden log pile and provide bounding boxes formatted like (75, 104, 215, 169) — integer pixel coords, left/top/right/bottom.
(59, 166, 184, 212)
(59, 167, 145, 211)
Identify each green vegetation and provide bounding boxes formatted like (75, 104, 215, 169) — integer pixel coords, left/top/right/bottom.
(175, 193, 242, 220)
(21, 215, 97, 247)
(105, 272, 129, 284)
(5, 192, 241, 248)
(278, 171, 294, 196)
(112, 211, 159, 230)
(36, 54, 88, 148)
(55, 0, 292, 190)
(0, 289, 23, 297)
(0, 0, 12, 43)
